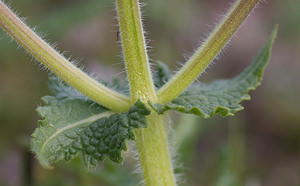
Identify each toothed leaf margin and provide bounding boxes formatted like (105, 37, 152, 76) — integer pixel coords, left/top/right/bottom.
(150, 27, 277, 118)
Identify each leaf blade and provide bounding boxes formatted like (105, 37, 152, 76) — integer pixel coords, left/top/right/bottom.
(150, 26, 278, 118)
(31, 81, 150, 170)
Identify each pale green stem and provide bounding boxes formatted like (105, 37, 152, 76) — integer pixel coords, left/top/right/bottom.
(116, 0, 175, 185)
(157, 0, 260, 104)
(135, 113, 175, 186)
(116, 0, 156, 103)
(0, 1, 130, 112)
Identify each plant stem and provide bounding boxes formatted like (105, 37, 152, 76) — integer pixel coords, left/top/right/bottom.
(116, 0, 156, 103)
(135, 113, 175, 185)
(116, 0, 175, 185)
(157, 0, 260, 104)
(0, 2, 130, 112)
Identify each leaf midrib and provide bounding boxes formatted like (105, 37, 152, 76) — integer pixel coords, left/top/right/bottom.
(40, 111, 114, 156)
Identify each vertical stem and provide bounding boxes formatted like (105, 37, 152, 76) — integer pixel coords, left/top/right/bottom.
(135, 113, 175, 185)
(116, 0, 156, 103)
(116, 0, 175, 185)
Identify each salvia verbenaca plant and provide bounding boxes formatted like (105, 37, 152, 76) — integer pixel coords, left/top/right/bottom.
(0, 0, 277, 185)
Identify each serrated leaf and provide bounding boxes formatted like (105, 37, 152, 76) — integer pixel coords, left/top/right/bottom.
(31, 60, 171, 170)
(31, 95, 150, 170)
(150, 27, 278, 118)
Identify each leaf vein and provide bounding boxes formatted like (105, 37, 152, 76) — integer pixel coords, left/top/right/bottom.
(39, 111, 114, 156)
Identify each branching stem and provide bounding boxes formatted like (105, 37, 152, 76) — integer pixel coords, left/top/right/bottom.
(0, 0, 267, 185)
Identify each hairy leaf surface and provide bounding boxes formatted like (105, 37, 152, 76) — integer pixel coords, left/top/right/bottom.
(151, 27, 277, 118)
(31, 85, 150, 170)
(31, 61, 170, 170)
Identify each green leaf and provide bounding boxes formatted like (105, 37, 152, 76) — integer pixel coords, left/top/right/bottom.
(153, 62, 172, 89)
(31, 92, 150, 170)
(30, 61, 172, 170)
(150, 26, 278, 118)
(48, 77, 88, 102)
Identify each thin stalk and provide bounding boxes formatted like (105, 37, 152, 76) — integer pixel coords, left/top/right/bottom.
(0, 2, 130, 112)
(116, 0, 175, 185)
(157, 0, 260, 104)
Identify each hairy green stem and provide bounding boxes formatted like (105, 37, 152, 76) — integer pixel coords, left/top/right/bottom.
(135, 113, 175, 185)
(116, 0, 175, 185)
(157, 0, 260, 104)
(0, 1, 130, 112)
(116, 0, 156, 103)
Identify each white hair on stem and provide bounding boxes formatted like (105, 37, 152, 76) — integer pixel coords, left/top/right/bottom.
(171, 0, 262, 86)
(0, 0, 105, 88)
(165, 114, 187, 185)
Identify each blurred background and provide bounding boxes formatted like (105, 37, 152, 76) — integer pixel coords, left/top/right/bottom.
(0, 0, 299, 185)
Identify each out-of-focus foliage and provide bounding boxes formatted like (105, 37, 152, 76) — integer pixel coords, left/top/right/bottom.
(0, 0, 300, 185)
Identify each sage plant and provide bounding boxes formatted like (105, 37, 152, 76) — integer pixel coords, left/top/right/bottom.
(0, 0, 277, 185)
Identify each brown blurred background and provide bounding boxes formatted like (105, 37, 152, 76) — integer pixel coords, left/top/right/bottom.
(0, 0, 299, 185)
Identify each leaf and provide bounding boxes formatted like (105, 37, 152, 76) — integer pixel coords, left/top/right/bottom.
(48, 77, 88, 102)
(31, 60, 172, 170)
(31, 59, 174, 170)
(150, 26, 278, 118)
(153, 62, 172, 89)
(31, 94, 150, 170)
